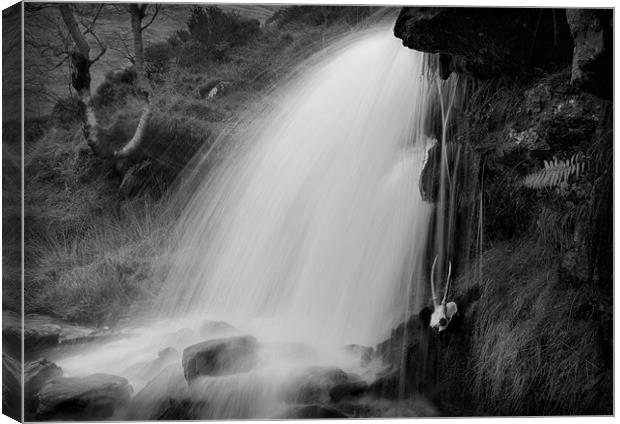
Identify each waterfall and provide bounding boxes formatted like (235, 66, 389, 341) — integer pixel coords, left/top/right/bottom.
(53, 26, 447, 419)
(155, 27, 435, 347)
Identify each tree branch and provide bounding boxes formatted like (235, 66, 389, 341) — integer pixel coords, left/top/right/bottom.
(88, 30, 107, 65)
(141, 4, 160, 31)
(58, 4, 90, 58)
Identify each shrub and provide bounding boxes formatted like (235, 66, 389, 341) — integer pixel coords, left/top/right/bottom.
(93, 68, 137, 109)
(145, 41, 173, 76)
(268, 6, 377, 28)
(51, 96, 85, 128)
(167, 29, 191, 48)
(174, 39, 208, 69)
(186, 6, 260, 61)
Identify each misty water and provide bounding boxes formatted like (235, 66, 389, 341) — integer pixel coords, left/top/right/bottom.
(53, 27, 441, 419)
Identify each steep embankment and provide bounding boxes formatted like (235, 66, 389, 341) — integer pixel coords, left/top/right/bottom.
(381, 8, 612, 415)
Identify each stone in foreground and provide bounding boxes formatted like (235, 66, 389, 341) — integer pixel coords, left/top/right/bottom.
(36, 373, 132, 420)
(25, 358, 63, 413)
(182, 335, 258, 382)
(286, 404, 348, 419)
(282, 366, 350, 404)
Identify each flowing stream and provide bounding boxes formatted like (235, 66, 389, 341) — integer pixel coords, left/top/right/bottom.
(53, 26, 442, 419)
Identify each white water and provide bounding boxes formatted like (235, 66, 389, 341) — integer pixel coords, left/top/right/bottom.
(54, 27, 438, 419)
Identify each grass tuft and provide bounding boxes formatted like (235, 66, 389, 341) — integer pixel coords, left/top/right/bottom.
(440, 240, 612, 415)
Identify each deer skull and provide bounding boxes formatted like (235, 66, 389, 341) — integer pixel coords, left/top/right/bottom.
(429, 256, 458, 332)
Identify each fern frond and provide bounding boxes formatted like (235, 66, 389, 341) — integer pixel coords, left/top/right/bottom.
(523, 153, 585, 189)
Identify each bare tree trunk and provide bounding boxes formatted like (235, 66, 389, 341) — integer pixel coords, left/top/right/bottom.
(58, 4, 103, 155)
(129, 4, 146, 91)
(115, 4, 153, 158)
(58, 3, 156, 160)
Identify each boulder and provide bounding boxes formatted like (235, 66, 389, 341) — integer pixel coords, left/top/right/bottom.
(125, 364, 191, 420)
(182, 335, 258, 382)
(168, 327, 195, 347)
(3, 311, 126, 360)
(329, 380, 368, 402)
(24, 358, 62, 413)
(36, 373, 132, 420)
(343, 344, 374, 365)
(2, 311, 24, 359)
(122, 347, 180, 383)
(155, 398, 195, 420)
(368, 369, 400, 399)
(198, 320, 238, 339)
(158, 347, 180, 361)
(282, 366, 349, 404)
(286, 404, 348, 419)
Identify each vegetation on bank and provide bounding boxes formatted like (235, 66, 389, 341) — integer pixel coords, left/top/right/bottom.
(17, 5, 380, 325)
(421, 64, 613, 415)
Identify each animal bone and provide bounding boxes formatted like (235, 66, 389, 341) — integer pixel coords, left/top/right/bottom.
(429, 256, 458, 332)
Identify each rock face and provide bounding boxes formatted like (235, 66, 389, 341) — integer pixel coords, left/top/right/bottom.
(394, 7, 573, 79)
(182, 335, 258, 382)
(36, 373, 132, 420)
(566, 9, 612, 99)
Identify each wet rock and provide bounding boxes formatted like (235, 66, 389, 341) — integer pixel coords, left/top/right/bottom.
(330, 380, 368, 402)
(198, 320, 238, 339)
(343, 344, 374, 365)
(270, 341, 319, 362)
(24, 358, 62, 413)
(3, 311, 127, 360)
(158, 347, 179, 361)
(125, 364, 190, 420)
(335, 397, 439, 418)
(121, 347, 180, 382)
(286, 404, 348, 419)
(2, 311, 23, 359)
(36, 373, 132, 420)
(566, 9, 612, 99)
(368, 369, 400, 399)
(2, 353, 21, 421)
(282, 366, 349, 404)
(394, 7, 573, 78)
(155, 398, 195, 420)
(169, 327, 195, 347)
(182, 335, 258, 382)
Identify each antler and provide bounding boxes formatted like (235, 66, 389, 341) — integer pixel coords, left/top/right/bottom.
(442, 260, 452, 305)
(430, 256, 439, 306)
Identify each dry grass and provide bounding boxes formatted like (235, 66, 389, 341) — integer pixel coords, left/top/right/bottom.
(443, 240, 612, 415)
(25, 196, 175, 326)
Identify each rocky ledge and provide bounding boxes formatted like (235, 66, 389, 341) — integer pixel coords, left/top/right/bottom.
(394, 7, 611, 99)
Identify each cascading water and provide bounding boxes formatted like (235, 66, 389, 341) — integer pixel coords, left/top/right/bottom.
(52, 26, 447, 419)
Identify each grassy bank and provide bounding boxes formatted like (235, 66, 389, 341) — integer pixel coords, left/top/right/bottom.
(436, 239, 612, 415)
